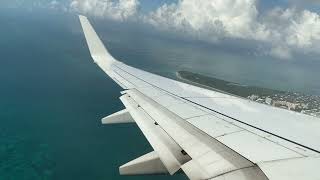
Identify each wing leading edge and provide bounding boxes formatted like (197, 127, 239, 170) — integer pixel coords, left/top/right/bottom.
(78, 16, 320, 180)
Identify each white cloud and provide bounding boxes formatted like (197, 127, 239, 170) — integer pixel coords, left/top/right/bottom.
(143, 0, 320, 59)
(67, 0, 320, 59)
(146, 0, 264, 40)
(263, 8, 320, 58)
(69, 0, 140, 21)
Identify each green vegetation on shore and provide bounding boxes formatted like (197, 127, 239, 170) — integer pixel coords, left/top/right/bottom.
(177, 70, 284, 98)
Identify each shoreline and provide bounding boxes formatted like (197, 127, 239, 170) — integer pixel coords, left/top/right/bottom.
(175, 70, 320, 117)
(175, 71, 244, 98)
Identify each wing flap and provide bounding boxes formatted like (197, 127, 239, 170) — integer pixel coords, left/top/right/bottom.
(119, 151, 168, 175)
(120, 93, 190, 174)
(123, 87, 304, 164)
(124, 89, 257, 179)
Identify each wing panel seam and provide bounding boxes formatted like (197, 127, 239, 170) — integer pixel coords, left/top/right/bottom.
(113, 64, 320, 154)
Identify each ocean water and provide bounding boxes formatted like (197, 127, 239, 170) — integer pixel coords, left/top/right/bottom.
(1, 9, 320, 180)
(0, 11, 187, 180)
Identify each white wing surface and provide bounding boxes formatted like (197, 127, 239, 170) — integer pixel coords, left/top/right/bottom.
(79, 16, 320, 180)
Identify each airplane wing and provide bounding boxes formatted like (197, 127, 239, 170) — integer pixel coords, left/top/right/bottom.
(78, 15, 320, 180)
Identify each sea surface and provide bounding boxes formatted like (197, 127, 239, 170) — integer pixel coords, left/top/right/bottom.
(0, 10, 187, 180)
(0, 10, 320, 180)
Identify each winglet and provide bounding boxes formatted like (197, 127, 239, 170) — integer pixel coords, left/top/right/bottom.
(79, 15, 116, 73)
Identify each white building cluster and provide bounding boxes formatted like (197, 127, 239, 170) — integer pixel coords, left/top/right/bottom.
(247, 93, 320, 118)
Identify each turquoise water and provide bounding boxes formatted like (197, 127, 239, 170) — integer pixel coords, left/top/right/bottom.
(1, 9, 320, 180)
(0, 11, 186, 180)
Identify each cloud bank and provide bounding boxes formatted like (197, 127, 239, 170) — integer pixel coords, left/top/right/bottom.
(68, 0, 320, 59)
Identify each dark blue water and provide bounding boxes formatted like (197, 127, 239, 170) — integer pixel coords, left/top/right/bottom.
(1, 9, 319, 180)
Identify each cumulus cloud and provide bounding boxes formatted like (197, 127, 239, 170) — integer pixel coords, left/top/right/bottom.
(142, 0, 320, 59)
(145, 0, 265, 41)
(66, 0, 320, 59)
(263, 8, 320, 58)
(69, 0, 140, 21)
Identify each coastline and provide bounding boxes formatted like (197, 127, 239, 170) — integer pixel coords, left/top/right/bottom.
(175, 70, 320, 117)
(175, 71, 243, 98)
